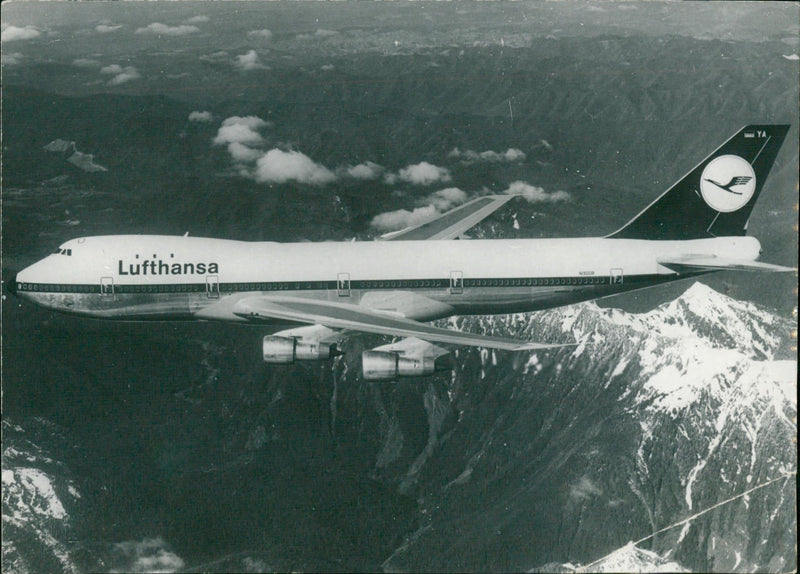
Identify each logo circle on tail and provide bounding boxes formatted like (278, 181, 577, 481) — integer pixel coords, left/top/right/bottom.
(700, 155, 756, 213)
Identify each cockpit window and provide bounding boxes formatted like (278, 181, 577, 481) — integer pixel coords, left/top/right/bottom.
(53, 248, 73, 256)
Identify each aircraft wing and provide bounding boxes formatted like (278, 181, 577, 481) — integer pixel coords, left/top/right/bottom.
(657, 255, 796, 273)
(379, 194, 516, 241)
(232, 295, 569, 351)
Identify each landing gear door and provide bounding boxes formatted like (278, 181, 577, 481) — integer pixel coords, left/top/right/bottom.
(449, 271, 464, 295)
(206, 275, 220, 299)
(101, 277, 114, 299)
(610, 268, 624, 285)
(337, 273, 350, 297)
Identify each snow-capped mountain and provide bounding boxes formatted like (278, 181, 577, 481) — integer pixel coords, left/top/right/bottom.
(370, 282, 796, 572)
(2, 419, 87, 573)
(533, 543, 687, 573)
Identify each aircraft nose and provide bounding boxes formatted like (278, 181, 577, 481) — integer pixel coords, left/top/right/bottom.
(5, 272, 18, 296)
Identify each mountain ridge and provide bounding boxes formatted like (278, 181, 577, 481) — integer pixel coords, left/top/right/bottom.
(371, 282, 795, 572)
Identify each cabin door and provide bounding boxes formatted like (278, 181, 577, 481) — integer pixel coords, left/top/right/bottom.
(610, 268, 624, 285)
(100, 276, 114, 299)
(206, 275, 220, 299)
(449, 271, 464, 295)
(337, 273, 350, 297)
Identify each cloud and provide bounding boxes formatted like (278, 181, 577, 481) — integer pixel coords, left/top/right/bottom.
(109, 70, 141, 85)
(200, 51, 229, 63)
(100, 64, 141, 85)
(227, 142, 263, 163)
(370, 187, 470, 232)
(298, 29, 340, 40)
(72, 58, 101, 67)
(213, 116, 269, 146)
(100, 64, 124, 74)
(199, 47, 267, 72)
(235, 50, 267, 71)
(248, 29, 273, 40)
(135, 23, 199, 36)
(345, 161, 383, 180)
(254, 149, 336, 185)
(2, 52, 23, 65)
(370, 205, 439, 232)
(503, 181, 570, 202)
(569, 476, 603, 502)
(67, 151, 108, 173)
(221, 116, 269, 130)
(212, 115, 334, 186)
(389, 161, 452, 186)
(2, 25, 41, 42)
(111, 537, 184, 574)
(504, 149, 526, 161)
(429, 187, 468, 210)
(96, 24, 122, 33)
(448, 147, 526, 163)
(184, 15, 209, 24)
(188, 110, 213, 123)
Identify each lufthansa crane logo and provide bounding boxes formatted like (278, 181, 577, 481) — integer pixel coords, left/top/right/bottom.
(699, 155, 756, 212)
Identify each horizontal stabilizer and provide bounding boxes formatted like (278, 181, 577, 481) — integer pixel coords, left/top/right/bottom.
(658, 255, 796, 273)
(380, 194, 516, 241)
(232, 295, 571, 351)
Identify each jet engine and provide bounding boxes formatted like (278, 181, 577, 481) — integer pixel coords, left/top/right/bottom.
(362, 350, 436, 380)
(262, 335, 338, 363)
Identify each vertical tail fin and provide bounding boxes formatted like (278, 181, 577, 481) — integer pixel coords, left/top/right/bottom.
(609, 124, 790, 240)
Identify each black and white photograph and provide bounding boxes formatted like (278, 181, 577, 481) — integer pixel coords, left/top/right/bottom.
(2, 1, 797, 572)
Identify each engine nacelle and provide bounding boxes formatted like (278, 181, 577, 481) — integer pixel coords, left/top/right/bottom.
(362, 350, 436, 381)
(263, 336, 337, 363)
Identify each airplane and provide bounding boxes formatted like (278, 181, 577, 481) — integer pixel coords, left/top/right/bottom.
(7, 124, 795, 380)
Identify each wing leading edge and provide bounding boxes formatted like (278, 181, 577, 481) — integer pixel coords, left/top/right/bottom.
(379, 194, 516, 241)
(232, 295, 570, 351)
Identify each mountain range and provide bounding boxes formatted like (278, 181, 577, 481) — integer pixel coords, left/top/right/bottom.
(3, 282, 795, 572)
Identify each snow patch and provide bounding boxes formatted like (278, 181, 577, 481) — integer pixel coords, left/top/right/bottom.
(4, 468, 68, 521)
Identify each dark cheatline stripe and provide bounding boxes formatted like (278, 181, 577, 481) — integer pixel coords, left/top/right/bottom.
(14, 273, 684, 295)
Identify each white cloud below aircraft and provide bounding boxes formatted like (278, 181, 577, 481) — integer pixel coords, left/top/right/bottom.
(9, 125, 794, 380)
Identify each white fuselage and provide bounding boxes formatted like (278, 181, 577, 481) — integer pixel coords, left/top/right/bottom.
(13, 235, 761, 322)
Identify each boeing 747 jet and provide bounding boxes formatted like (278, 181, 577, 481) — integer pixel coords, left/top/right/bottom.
(8, 125, 794, 380)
